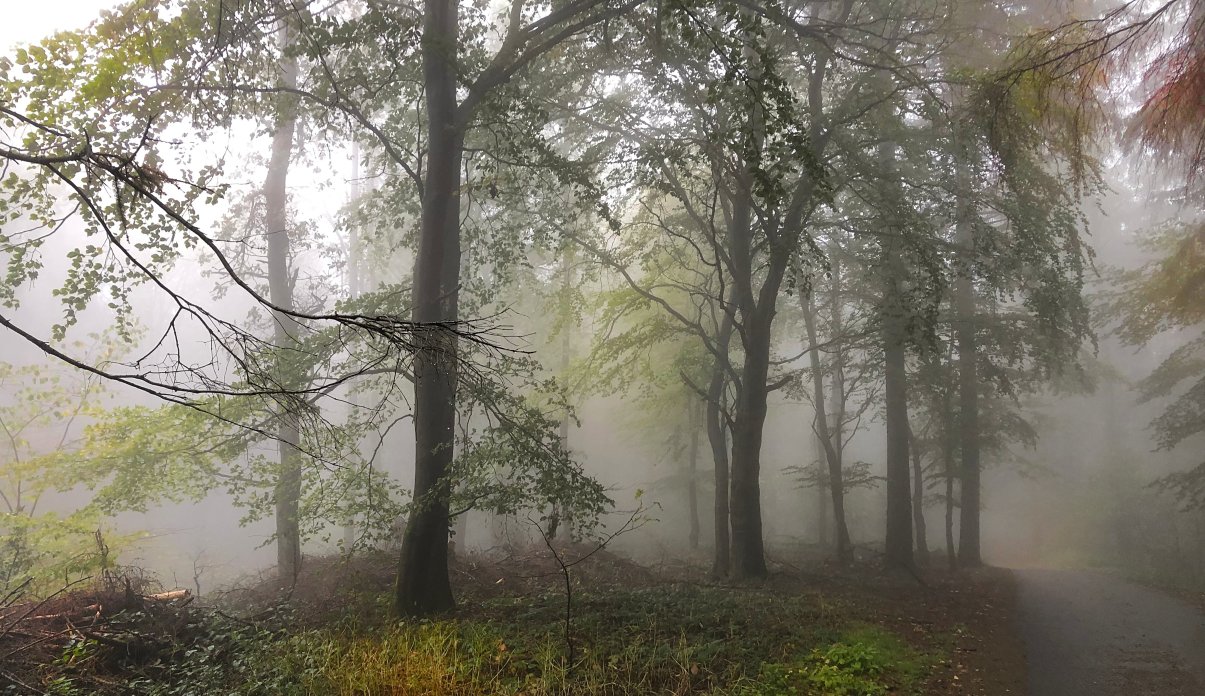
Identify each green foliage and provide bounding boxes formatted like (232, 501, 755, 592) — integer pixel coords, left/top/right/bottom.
(738, 626, 927, 696)
(451, 353, 612, 537)
(123, 611, 317, 696)
(0, 0, 259, 339)
(1108, 216, 1205, 507)
(0, 352, 138, 595)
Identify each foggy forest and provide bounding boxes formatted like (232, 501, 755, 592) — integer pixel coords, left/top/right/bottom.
(1, 0, 1203, 693)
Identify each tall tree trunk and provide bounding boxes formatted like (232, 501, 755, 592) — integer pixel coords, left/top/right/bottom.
(342, 142, 363, 553)
(800, 273, 853, 563)
(708, 315, 734, 577)
(950, 122, 981, 567)
(883, 304, 914, 569)
(943, 391, 957, 572)
(548, 248, 574, 541)
(265, 20, 301, 583)
(395, 0, 461, 616)
(826, 253, 852, 559)
(729, 273, 786, 579)
(879, 135, 913, 570)
(814, 432, 829, 549)
(687, 398, 701, 550)
(910, 428, 930, 565)
(725, 175, 785, 579)
(729, 342, 770, 578)
(954, 279, 981, 567)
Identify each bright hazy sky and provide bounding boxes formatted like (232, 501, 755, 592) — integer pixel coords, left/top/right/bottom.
(2, 0, 117, 52)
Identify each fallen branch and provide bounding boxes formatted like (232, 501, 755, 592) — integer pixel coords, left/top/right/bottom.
(144, 589, 191, 602)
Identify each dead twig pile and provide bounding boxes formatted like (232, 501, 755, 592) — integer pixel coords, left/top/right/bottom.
(0, 572, 195, 694)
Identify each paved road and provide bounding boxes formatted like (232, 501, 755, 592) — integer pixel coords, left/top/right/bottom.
(1016, 568, 1205, 695)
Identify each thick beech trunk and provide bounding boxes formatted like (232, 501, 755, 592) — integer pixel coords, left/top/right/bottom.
(395, 0, 460, 616)
(726, 196, 776, 579)
(266, 22, 301, 583)
(729, 335, 771, 579)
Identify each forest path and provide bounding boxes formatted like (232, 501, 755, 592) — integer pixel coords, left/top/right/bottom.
(1015, 568, 1205, 695)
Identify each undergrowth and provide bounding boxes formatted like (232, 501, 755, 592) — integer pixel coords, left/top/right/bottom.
(100, 584, 936, 695)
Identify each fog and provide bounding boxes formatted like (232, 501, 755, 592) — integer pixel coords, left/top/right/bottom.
(1, 0, 1202, 642)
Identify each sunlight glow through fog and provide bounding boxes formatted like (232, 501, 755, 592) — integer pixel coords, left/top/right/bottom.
(2, 0, 119, 52)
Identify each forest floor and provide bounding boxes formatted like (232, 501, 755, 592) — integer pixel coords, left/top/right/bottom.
(0, 547, 1028, 695)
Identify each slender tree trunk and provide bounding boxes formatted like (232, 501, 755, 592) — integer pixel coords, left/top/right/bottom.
(342, 142, 363, 553)
(708, 316, 734, 577)
(814, 432, 829, 549)
(548, 248, 574, 541)
(943, 392, 957, 572)
(954, 148, 982, 568)
(955, 273, 981, 567)
(910, 428, 930, 565)
(395, 0, 461, 616)
(800, 274, 852, 562)
(826, 253, 852, 558)
(687, 398, 701, 550)
(879, 136, 913, 570)
(883, 306, 913, 569)
(265, 20, 301, 583)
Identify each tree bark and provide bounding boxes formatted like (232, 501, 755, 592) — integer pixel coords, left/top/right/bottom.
(883, 302, 914, 570)
(910, 428, 930, 565)
(726, 188, 778, 579)
(955, 166, 982, 568)
(265, 20, 301, 583)
(814, 432, 829, 549)
(687, 397, 701, 550)
(548, 248, 574, 541)
(879, 135, 913, 570)
(826, 253, 852, 559)
(943, 391, 957, 572)
(800, 273, 853, 563)
(707, 316, 734, 577)
(729, 349, 770, 578)
(395, 0, 461, 616)
(342, 141, 363, 553)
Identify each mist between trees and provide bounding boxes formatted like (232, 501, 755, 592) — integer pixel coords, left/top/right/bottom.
(0, 0, 1202, 628)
